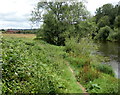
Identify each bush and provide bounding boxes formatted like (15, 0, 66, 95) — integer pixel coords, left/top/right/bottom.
(65, 56, 89, 69)
(65, 37, 96, 56)
(95, 26, 113, 41)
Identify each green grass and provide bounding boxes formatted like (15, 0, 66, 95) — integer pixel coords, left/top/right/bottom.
(85, 73, 119, 93)
(92, 63, 115, 77)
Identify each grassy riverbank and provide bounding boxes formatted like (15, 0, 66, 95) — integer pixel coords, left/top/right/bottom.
(64, 37, 119, 93)
(1, 34, 119, 94)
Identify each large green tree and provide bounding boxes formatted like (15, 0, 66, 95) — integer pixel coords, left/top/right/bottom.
(31, 1, 89, 45)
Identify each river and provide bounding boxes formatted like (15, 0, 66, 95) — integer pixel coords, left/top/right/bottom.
(96, 41, 120, 78)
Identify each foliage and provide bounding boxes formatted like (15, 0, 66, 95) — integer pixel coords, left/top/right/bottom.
(85, 74, 119, 93)
(64, 37, 118, 93)
(108, 28, 120, 42)
(95, 3, 114, 24)
(76, 19, 97, 38)
(2, 35, 119, 94)
(76, 66, 100, 84)
(95, 26, 113, 41)
(94, 2, 120, 42)
(114, 15, 120, 28)
(92, 63, 115, 77)
(31, 1, 90, 45)
(65, 37, 96, 56)
(97, 16, 110, 28)
(40, 12, 66, 45)
(2, 37, 83, 94)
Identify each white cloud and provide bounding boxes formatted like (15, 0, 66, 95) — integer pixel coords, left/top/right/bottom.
(86, 0, 120, 15)
(0, 0, 119, 29)
(0, 0, 39, 29)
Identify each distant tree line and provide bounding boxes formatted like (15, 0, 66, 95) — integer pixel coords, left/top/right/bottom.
(0, 29, 5, 31)
(2, 29, 38, 34)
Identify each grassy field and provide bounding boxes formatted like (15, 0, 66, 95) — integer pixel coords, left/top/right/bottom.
(2, 34, 36, 39)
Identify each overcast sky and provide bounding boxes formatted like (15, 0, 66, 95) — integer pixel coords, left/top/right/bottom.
(0, 0, 119, 29)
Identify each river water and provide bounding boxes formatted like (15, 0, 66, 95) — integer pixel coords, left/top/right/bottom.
(96, 41, 120, 78)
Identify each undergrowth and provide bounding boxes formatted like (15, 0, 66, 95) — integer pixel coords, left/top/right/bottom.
(64, 37, 119, 93)
(2, 37, 82, 94)
(1, 36, 119, 94)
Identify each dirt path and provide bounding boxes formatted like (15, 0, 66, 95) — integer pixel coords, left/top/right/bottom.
(66, 63, 89, 95)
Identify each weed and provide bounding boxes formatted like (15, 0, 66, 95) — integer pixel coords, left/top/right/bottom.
(76, 66, 100, 84)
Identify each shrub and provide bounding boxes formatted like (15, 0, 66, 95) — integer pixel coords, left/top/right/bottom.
(65, 37, 97, 56)
(65, 56, 90, 69)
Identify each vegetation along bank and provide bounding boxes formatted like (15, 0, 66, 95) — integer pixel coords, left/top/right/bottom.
(1, 0, 120, 94)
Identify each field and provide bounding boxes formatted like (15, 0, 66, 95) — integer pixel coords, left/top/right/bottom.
(1, 34, 119, 94)
(2, 34, 36, 38)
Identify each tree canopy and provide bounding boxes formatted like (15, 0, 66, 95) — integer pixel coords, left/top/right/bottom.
(94, 2, 120, 41)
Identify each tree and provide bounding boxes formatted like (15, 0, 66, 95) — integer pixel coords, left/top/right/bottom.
(31, 1, 89, 45)
(97, 16, 110, 29)
(95, 26, 113, 41)
(95, 3, 114, 24)
(114, 15, 120, 28)
(102, 4, 114, 15)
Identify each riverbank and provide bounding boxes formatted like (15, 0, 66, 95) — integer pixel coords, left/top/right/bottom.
(96, 41, 120, 78)
(2, 35, 120, 94)
(64, 37, 119, 93)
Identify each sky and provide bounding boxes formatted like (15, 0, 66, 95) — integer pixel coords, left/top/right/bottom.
(0, 0, 120, 29)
